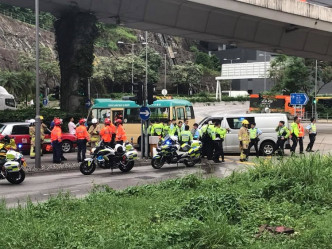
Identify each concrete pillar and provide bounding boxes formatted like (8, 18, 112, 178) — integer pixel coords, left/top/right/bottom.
(54, 10, 98, 112)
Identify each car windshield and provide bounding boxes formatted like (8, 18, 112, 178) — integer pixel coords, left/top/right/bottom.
(0, 124, 6, 134)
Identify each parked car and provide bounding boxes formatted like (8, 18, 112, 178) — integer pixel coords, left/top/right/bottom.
(199, 113, 290, 156)
(0, 122, 77, 154)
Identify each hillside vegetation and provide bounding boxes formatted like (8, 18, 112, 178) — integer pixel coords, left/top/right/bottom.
(1, 155, 331, 248)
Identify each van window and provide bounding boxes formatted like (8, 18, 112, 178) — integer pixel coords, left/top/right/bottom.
(92, 109, 110, 123)
(227, 117, 255, 129)
(177, 108, 185, 120)
(5, 98, 15, 107)
(12, 125, 29, 135)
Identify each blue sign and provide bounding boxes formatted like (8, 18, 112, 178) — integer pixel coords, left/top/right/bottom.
(42, 99, 48, 106)
(290, 93, 309, 106)
(85, 99, 91, 108)
(139, 107, 151, 121)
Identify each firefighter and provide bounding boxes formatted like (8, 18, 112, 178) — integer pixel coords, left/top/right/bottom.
(247, 122, 262, 159)
(306, 117, 317, 152)
(99, 118, 116, 148)
(298, 118, 305, 154)
(51, 118, 62, 164)
(115, 119, 127, 145)
(76, 119, 90, 162)
(211, 122, 226, 163)
(290, 116, 300, 155)
(238, 119, 250, 162)
(29, 119, 36, 159)
(274, 120, 290, 157)
(88, 118, 101, 148)
(151, 120, 164, 136)
(179, 125, 193, 144)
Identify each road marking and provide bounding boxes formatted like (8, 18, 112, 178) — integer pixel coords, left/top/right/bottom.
(238, 161, 255, 165)
(70, 190, 80, 193)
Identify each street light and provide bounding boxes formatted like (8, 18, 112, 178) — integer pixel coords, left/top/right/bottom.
(35, 0, 41, 168)
(258, 52, 271, 92)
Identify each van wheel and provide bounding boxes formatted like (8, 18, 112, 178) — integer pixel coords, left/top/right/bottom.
(260, 141, 275, 156)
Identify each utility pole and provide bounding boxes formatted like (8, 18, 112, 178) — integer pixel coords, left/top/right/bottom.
(164, 54, 167, 90)
(264, 52, 267, 92)
(315, 59, 318, 119)
(144, 31, 149, 159)
(35, 0, 41, 168)
(131, 43, 134, 94)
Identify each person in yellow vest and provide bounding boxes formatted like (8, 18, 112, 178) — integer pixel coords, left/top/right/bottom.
(179, 125, 193, 144)
(247, 122, 262, 159)
(238, 119, 250, 162)
(211, 122, 227, 163)
(274, 120, 290, 156)
(290, 116, 300, 155)
(306, 117, 317, 152)
(298, 118, 305, 154)
(151, 121, 164, 137)
(163, 120, 171, 138)
(88, 118, 101, 148)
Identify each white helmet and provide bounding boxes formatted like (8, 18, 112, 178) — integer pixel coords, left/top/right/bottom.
(29, 119, 36, 125)
(170, 136, 178, 142)
(92, 118, 98, 124)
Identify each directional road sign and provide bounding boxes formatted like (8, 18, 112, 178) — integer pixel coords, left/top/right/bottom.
(290, 93, 309, 105)
(139, 106, 151, 121)
(42, 99, 48, 106)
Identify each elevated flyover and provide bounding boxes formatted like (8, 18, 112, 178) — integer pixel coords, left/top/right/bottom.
(1, 0, 331, 60)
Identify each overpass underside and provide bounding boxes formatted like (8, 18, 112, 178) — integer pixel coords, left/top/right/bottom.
(2, 0, 332, 61)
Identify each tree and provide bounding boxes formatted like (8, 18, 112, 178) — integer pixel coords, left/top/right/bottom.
(170, 61, 203, 95)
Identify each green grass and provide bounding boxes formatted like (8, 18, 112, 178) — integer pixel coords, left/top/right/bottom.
(1, 155, 332, 248)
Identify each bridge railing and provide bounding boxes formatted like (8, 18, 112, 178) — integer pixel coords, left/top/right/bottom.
(237, 0, 332, 22)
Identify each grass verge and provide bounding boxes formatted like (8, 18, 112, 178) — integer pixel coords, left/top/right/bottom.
(1, 155, 332, 249)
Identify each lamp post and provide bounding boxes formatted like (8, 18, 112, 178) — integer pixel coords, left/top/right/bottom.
(315, 59, 318, 119)
(35, 0, 41, 168)
(258, 52, 271, 92)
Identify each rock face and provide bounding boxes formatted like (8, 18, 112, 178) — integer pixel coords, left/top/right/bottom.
(0, 14, 55, 70)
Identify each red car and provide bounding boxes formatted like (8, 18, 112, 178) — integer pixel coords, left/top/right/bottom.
(0, 122, 77, 154)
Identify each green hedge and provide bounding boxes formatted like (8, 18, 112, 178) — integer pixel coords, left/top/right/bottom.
(0, 108, 84, 132)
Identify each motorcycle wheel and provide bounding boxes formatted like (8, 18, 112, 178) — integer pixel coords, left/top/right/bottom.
(6, 169, 25, 184)
(184, 160, 196, 167)
(151, 158, 165, 169)
(119, 161, 134, 173)
(80, 161, 96, 175)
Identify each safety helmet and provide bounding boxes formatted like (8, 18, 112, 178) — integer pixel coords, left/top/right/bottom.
(92, 118, 98, 124)
(40, 116, 44, 121)
(115, 119, 122, 124)
(54, 119, 61, 126)
(104, 118, 111, 125)
(79, 119, 85, 125)
(115, 144, 124, 153)
(242, 120, 249, 125)
(29, 119, 36, 125)
(170, 136, 178, 142)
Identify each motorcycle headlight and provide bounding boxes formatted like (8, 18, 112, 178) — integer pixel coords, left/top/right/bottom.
(91, 148, 96, 154)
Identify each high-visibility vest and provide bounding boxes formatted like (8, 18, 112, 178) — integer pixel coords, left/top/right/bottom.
(116, 125, 127, 141)
(276, 126, 290, 138)
(151, 123, 164, 136)
(211, 127, 226, 140)
(291, 122, 300, 137)
(76, 125, 90, 140)
(310, 124, 317, 134)
(298, 124, 305, 137)
(180, 130, 192, 142)
(51, 126, 62, 142)
(100, 125, 115, 142)
(163, 125, 170, 137)
(249, 128, 258, 139)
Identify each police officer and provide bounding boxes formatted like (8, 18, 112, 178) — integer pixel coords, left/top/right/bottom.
(306, 117, 317, 152)
(247, 122, 262, 158)
(290, 116, 300, 155)
(238, 120, 250, 162)
(191, 123, 201, 140)
(151, 120, 164, 136)
(211, 122, 226, 163)
(201, 121, 214, 159)
(179, 125, 193, 144)
(163, 120, 171, 137)
(274, 121, 290, 156)
(76, 119, 90, 162)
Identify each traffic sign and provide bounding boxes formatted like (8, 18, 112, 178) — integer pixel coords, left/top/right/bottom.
(161, 89, 168, 96)
(42, 99, 48, 106)
(85, 99, 91, 108)
(139, 107, 151, 121)
(290, 93, 309, 105)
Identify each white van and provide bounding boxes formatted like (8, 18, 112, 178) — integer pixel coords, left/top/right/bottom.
(222, 91, 249, 98)
(0, 86, 16, 110)
(199, 113, 290, 155)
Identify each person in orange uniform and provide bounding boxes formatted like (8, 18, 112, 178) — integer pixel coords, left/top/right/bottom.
(99, 118, 116, 148)
(298, 118, 305, 154)
(51, 118, 62, 164)
(76, 119, 90, 162)
(115, 119, 127, 145)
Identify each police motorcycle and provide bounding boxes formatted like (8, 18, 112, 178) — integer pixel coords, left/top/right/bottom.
(0, 141, 26, 184)
(151, 135, 202, 169)
(79, 140, 138, 175)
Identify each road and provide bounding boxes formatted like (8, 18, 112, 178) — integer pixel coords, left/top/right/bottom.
(0, 156, 248, 207)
